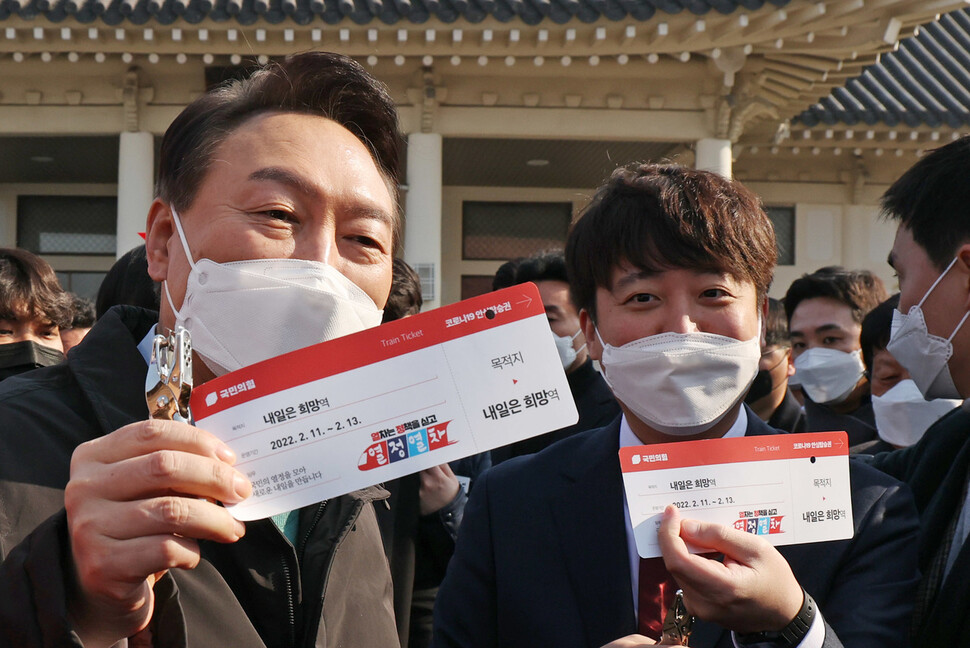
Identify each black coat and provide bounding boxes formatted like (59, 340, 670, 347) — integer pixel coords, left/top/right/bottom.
(434, 412, 920, 648)
(867, 404, 970, 648)
(768, 388, 806, 434)
(0, 306, 399, 648)
(494, 358, 620, 462)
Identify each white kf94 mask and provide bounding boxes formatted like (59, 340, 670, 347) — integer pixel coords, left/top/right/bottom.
(163, 208, 384, 376)
(887, 257, 970, 401)
(791, 348, 865, 405)
(872, 379, 960, 448)
(596, 329, 761, 436)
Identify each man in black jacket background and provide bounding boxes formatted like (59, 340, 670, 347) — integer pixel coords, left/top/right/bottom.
(869, 135, 970, 647)
(493, 250, 620, 463)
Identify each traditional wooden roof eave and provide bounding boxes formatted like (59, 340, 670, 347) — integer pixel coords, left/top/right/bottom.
(0, 0, 966, 145)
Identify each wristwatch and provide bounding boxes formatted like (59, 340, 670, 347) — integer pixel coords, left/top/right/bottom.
(736, 588, 816, 647)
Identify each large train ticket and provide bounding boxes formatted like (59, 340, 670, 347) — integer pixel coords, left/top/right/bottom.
(190, 282, 578, 521)
(620, 431, 853, 558)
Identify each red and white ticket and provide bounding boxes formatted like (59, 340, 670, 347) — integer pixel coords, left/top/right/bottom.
(619, 431, 853, 558)
(190, 283, 578, 521)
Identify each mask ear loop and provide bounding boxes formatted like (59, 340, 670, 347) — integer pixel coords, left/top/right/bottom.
(162, 207, 198, 320)
(947, 309, 970, 344)
(169, 207, 198, 271)
(914, 256, 970, 343)
(569, 328, 588, 356)
(917, 257, 959, 310)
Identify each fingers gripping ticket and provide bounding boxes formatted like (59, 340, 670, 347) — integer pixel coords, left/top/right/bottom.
(69, 420, 250, 502)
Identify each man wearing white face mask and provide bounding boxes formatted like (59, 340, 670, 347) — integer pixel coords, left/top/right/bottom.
(493, 250, 620, 463)
(784, 267, 887, 451)
(866, 136, 970, 648)
(858, 295, 961, 454)
(0, 53, 403, 647)
(434, 164, 919, 648)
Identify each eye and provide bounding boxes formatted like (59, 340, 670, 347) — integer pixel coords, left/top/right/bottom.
(257, 209, 297, 223)
(353, 234, 381, 248)
(701, 288, 730, 299)
(822, 336, 842, 345)
(792, 341, 806, 351)
(630, 293, 656, 304)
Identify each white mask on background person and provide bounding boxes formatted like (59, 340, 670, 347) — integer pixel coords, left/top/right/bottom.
(792, 348, 865, 405)
(887, 257, 970, 400)
(163, 208, 384, 376)
(596, 328, 761, 436)
(553, 329, 585, 370)
(872, 379, 961, 447)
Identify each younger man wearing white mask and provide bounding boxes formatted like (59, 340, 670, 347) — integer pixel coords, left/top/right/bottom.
(868, 136, 970, 647)
(784, 268, 887, 451)
(494, 250, 620, 462)
(433, 164, 918, 648)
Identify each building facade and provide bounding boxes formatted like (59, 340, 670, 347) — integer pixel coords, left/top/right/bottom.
(0, 0, 963, 303)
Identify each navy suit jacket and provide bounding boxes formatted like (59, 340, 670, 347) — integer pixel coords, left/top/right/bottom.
(433, 412, 919, 648)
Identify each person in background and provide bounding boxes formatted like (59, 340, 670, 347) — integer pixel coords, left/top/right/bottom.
(434, 163, 919, 648)
(494, 250, 619, 462)
(379, 256, 489, 648)
(0, 247, 71, 380)
(60, 294, 96, 354)
(785, 267, 887, 451)
(868, 135, 970, 646)
(491, 257, 524, 292)
(744, 297, 803, 433)
(861, 295, 961, 453)
(95, 244, 160, 318)
(383, 256, 424, 322)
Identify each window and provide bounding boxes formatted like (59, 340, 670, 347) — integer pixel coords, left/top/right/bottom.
(17, 196, 117, 255)
(765, 206, 795, 266)
(55, 271, 107, 301)
(462, 201, 571, 261)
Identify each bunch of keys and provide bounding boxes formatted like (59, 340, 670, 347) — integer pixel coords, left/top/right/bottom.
(146, 326, 192, 422)
(660, 589, 694, 646)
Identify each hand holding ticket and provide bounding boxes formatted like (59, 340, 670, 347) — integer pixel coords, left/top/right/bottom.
(621, 431, 853, 559)
(190, 283, 578, 520)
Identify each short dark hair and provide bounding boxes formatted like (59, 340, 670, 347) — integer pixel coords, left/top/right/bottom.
(492, 258, 525, 292)
(96, 245, 160, 319)
(157, 52, 404, 249)
(860, 294, 901, 375)
(566, 164, 776, 321)
(67, 294, 96, 329)
(783, 266, 887, 325)
(882, 137, 970, 270)
(382, 258, 422, 323)
(514, 250, 569, 286)
(0, 248, 72, 328)
(765, 297, 789, 348)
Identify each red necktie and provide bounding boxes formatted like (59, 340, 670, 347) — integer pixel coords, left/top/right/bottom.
(637, 557, 679, 640)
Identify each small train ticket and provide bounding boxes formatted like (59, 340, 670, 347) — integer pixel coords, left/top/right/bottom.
(620, 431, 853, 558)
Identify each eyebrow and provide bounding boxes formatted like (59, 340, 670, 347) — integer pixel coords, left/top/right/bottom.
(248, 166, 395, 229)
(612, 269, 659, 291)
(249, 167, 317, 198)
(790, 323, 848, 337)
